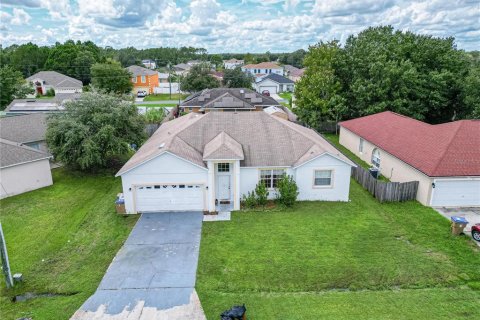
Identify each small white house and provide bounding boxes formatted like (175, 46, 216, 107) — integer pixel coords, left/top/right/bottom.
(224, 59, 244, 69)
(254, 74, 295, 94)
(117, 112, 355, 214)
(26, 71, 83, 96)
(242, 62, 284, 76)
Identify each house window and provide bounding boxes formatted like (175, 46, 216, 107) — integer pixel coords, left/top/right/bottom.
(141, 76, 146, 83)
(260, 169, 285, 188)
(372, 148, 381, 168)
(359, 138, 364, 153)
(132, 77, 137, 83)
(217, 163, 230, 172)
(314, 170, 333, 187)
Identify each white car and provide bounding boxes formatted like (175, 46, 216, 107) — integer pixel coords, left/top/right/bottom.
(137, 91, 147, 98)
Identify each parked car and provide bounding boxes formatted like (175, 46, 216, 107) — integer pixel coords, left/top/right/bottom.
(137, 91, 147, 98)
(261, 90, 270, 96)
(472, 224, 480, 242)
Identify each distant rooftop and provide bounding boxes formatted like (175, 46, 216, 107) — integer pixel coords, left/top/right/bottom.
(26, 71, 83, 89)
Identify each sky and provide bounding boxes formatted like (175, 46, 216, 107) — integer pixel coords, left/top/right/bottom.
(0, 0, 479, 52)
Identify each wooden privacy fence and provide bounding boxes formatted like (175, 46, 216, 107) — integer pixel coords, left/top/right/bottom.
(351, 166, 419, 203)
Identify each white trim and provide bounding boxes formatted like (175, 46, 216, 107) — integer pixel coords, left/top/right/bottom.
(312, 168, 335, 189)
(0, 156, 52, 169)
(116, 151, 207, 177)
(293, 152, 356, 169)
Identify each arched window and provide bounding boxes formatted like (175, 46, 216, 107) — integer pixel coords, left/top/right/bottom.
(372, 148, 381, 168)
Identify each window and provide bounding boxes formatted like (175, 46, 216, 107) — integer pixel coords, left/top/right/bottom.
(141, 75, 146, 83)
(359, 138, 364, 153)
(314, 170, 332, 187)
(217, 163, 230, 172)
(132, 77, 137, 83)
(260, 169, 285, 188)
(372, 148, 381, 168)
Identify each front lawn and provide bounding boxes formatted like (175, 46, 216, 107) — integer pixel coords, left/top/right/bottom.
(137, 103, 177, 107)
(278, 92, 292, 101)
(0, 169, 138, 320)
(143, 93, 188, 101)
(197, 180, 480, 319)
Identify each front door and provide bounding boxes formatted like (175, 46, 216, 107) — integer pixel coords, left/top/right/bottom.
(218, 175, 231, 200)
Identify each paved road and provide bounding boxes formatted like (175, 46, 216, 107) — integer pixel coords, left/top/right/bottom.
(71, 212, 206, 320)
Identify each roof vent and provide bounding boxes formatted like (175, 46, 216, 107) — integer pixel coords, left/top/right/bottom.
(159, 143, 165, 149)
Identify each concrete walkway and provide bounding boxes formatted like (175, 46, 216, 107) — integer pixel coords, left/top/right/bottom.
(71, 212, 206, 320)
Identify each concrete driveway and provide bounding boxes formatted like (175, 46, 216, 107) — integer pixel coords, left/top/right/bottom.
(71, 212, 206, 320)
(434, 207, 480, 233)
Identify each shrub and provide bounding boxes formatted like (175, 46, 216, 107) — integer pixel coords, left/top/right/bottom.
(145, 108, 165, 124)
(255, 181, 269, 207)
(277, 175, 299, 207)
(46, 88, 55, 96)
(242, 191, 257, 209)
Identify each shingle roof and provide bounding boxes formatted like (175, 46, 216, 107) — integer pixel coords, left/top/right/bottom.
(181, 88, 280, 109)
(0, 139, 51, 168)
(257, 73, 294, 84)
(26, 71, 83, 88)
(117, 112, 354, 176)
(340, 111, 480, 177)
(203, 132, 244, 160)
(243, 62, 282, 69)
(126, 65, 157, 76)
(0, 113, 48, 144)
(5, 99, 64, 113)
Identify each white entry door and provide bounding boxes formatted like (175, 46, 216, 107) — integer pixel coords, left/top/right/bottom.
(217, 175, 231, 200)
(135, 184, 204, 212)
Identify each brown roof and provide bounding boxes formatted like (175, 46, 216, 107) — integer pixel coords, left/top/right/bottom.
(117, 112, 354, 176)
(203, 132, 244, 160)
(340, 111, 480, 177)
(181, 88, 279, 109)
(242, 62, 282, 69)
(126, 65, 157, 76)
(0, 113, 48, 144)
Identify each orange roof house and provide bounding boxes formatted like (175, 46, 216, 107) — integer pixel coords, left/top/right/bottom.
(126, 65, 159, 94)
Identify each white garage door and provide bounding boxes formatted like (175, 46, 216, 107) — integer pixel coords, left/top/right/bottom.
(259, 86, 277, 94)
(431, 179, 480, 207)
(135, 184, 204, 212)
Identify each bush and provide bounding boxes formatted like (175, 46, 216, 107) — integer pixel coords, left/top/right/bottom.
(242, 191, 257, 209)
(145, 108, 164, 124)
(46, 88, 55, 96)
(255, 181, 269, 207)
(277, 175, 299, 207)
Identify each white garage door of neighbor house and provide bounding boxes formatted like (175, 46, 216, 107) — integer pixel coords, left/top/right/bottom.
(135, 184, 204, 212)
(431, 179, 480, 207)
(260, 86, 277, 94)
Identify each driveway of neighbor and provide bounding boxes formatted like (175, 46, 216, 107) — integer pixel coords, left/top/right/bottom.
(71, 212, 206, 320)
(434, 207, 480, 245)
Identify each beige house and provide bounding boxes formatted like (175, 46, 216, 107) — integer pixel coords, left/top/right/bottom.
(339, 112, 480, 207)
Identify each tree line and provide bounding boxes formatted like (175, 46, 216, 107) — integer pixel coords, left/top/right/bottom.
(295, 26, 480, 126)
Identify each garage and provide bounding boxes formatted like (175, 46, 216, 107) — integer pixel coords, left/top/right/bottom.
(135, 184, 205, 212)
(431, 179, 480, 207)
(259, 86, 277, 94)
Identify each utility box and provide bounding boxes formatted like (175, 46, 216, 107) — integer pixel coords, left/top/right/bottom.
(451, 216, 468, 235)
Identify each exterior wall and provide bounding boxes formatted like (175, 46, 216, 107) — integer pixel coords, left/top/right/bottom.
(0, 159, 53, 199)
(255, 79, 280, 93)
(131, 74, 159, 94)
(339, 126, 433, 205)
(242, 67, 284, 76)
(294, 154, 352, 201)
(240, 167, 294, 200)
(120, 152, 208, 213)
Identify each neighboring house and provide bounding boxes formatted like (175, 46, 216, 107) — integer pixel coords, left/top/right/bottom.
(142, 59, 157, 69)
(116, 112, 355, 214)
(263, 106, 288, 120)
(0, 113, 49, 153)
(5, 93, 81, 115)
(224, 59, 244, 69)
(180, 88, 280, 113)
(283, 65, 305, 82)
(254, 73, 295, 94)
(339, 111, 480, 207)
(211, 71, 224, 82)
(26, 71, 83, 96)
(127, 65, 159, 95)
(0, 113, 53, 198)
(242, 62, 284, 76)
(158, 72, 169, 83)
(173, 63, 191, 76)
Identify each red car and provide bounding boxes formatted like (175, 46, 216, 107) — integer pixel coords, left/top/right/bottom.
(472, 224, 480, 242)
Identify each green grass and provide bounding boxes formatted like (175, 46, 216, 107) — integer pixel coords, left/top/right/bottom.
(196, 180, 480, 319)
(0, 169, 138, 320)
(143, 93, 188, 101)
(136, 103, 177, 107)
(278, 92, 292, 101)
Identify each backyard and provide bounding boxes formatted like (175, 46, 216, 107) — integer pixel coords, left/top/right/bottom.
(0, 169, 138, 320)
(196, 180, 480, 319)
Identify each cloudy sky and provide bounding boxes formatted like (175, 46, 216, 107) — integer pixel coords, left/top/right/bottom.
(1, 0, 479, 52)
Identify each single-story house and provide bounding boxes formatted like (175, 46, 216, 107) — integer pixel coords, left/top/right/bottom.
(158, 72, 169, 83)
(0, 113, 49, 153)
(242, 62, 284, 76)
(26, 71, 83, 96)
(4, 93, 80, 115)
(0, 139, 52, 199)
(116, 112, 355, 214)
(142, 59, 157, 69)
(283, 65, 305, 82)
(339, 111, 480, 207)
(180, 88, 281, 113)
(224, 59, 244, 69)
(254, 73, 295, 94)
(173, 63, 191, 76)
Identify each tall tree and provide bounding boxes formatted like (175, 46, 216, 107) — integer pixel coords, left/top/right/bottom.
(46, 91, 145, 171)
(223, 67, 253, 88)
(180, 63, 219, 92)
(91, 59, 133, 94)
(74, 50, 96, 84)
(0, 66, 34, 110)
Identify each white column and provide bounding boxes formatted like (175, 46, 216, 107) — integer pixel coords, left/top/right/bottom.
(207, 161, 216, 212)
(234, 160, 241, 210)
